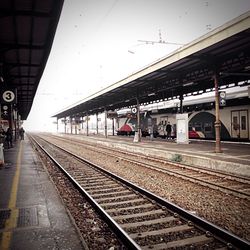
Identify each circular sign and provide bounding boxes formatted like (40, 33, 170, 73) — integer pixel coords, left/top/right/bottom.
(2, 90, 15, 102)
(220, 92, 226, 98)
(131, 107, 137, 114)
(2, 105, 8, 111)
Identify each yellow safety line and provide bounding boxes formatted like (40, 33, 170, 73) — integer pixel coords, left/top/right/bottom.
(0, 141, 23, 250)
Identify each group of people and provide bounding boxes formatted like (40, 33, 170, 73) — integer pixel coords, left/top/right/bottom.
(151, 121, 173, 140)
(0, 126, 25, 149)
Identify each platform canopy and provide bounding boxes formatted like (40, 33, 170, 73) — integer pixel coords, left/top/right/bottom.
(54, 11, 250, 119)
(0, 0, 64, 120)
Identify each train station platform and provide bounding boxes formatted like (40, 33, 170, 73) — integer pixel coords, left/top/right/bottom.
(60, 133, 250, 178)
(0, 138, 83, 250)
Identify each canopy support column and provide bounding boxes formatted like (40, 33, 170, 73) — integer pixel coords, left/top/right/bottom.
(86, 114, 89, 136)
(96, 113, 98, 135)
(70, 117, 73, 134)
(133, 97, 141, 142)
(214, 73, 222, 153)
(112, 118, 115, 136)
(75, 117, 77, 134)
(104, 109, 107, 138)
(64, 117, 66, 134)
(179, 94, 184, 114)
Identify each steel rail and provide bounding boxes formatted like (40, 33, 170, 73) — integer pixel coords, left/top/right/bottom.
(50, 134, 250, 182)
(47, 134, 250, 199)
(31, 134, 250, 249)
(29, 134, 140, 249)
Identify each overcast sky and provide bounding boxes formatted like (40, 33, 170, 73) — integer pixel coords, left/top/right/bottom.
(23, 0, 250, 131)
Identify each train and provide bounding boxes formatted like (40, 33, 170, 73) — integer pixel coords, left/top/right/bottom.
(116, 86, 250, 141)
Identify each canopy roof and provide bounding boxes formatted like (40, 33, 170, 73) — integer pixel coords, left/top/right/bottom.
(0, 0, 64, 120)
(54, 11, 250, 119)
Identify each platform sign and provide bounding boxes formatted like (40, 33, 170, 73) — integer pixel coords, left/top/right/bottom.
(176, 113, 189, 144)
(1, 104, 11, 120)
(219, 91, 226, 107)
(0, 89, 17, 104)
(131, 107, 137, 114)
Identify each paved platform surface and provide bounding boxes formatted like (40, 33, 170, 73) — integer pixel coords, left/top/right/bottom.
(59, 133, 250, 178)
(0, 138, 84, 250)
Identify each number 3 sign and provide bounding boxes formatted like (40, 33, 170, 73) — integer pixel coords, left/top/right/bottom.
(0, 89, 17, 104)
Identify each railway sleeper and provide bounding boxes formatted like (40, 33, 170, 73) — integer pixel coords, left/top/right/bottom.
(91, 190, 132, 199)
(130, 224, 192, 239)
(113, 209, 165, 221)
(78, 179, 115, 185)
(120, 214, 175, 228)
(87, 186, 126, 195)
(105, 203, 155, 213)
(141, 234, 216, 250)
(95, 193, 139, 203)
(101, 198, 146, 209)
(81, 182, 119, 189)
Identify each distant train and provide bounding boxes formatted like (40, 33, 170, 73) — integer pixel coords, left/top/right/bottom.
(116, 87, 250, 141)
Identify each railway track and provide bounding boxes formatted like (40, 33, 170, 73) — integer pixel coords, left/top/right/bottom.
(44, 134, 250, 200)
(30, 134, 250, 249)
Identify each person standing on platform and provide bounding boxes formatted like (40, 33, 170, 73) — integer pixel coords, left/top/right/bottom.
(166, 122, 172, 140)
(5, 127, 13, 148)
(0, 126, 5, 144)
(19, 127, 25, 140)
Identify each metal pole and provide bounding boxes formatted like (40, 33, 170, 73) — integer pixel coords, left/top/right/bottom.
(96, 113, 98, 135)
(9, 104, 13, 129)
(137, 100, 141, 142)
(104, 109, 107, 138)
(86, 114, 89, 136)
(70, 117, 73, 134)
(214, 73, 222, 153)
(64, 117, 66, 134)
(14, 109, 17, 141)
(75, 118, 77, 134)
(112, 118, 115, 136)
(179, 94, 183, 114)
(133, 98, 141, 142)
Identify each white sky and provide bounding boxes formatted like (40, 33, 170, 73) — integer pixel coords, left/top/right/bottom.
(24, 0, 250, 131)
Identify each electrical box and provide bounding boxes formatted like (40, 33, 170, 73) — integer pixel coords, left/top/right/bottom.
(176, 113, 189, 144)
